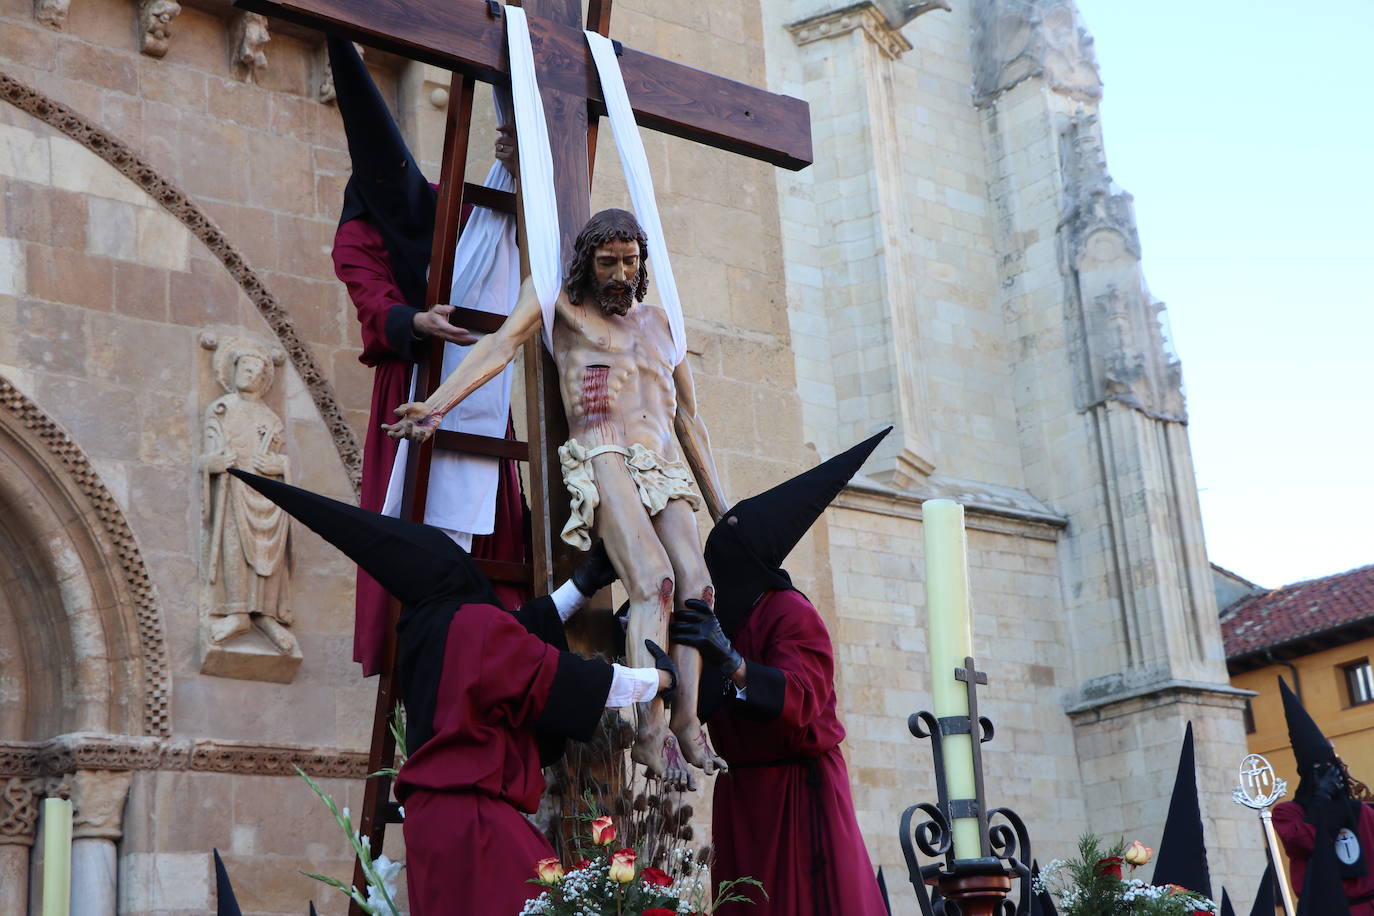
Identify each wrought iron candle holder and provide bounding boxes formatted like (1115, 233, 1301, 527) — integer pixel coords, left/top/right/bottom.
(899, 656, 1033, 916)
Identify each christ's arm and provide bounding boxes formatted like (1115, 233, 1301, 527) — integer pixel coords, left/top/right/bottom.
(383, 276, 544, 442)
(672, 357, 729, 522)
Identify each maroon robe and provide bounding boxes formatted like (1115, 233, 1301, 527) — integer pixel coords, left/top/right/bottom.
(396, 598, 611, 915)
(1275, 800, 1374, 913)
(333, 214, 527, 675)
(706, 589, 886, 916)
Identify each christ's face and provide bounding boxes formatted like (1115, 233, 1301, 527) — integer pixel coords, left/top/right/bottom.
(592, 238, 640, 316)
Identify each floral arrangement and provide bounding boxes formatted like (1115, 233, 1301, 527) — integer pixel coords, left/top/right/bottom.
(520, 810, 764, 915)
(1034, 835, 1217, 916)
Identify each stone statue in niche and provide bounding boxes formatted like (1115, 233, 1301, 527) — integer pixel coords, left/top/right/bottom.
(196, 333, 300, 680)
(139, 0, 181, 59)
(231, 12, 270, 80)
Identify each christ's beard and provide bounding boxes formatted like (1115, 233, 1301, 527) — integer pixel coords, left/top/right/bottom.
(596, 283, 634, 316)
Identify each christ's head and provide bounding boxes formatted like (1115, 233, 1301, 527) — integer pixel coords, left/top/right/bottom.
(565, 208, 648, 316)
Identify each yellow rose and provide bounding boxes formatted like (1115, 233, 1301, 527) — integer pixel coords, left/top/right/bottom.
(534, 857, 564, 883)
(590, 815, 617, 846)
(1124, 840, 1154, 867)
(608, 848, 637, 884)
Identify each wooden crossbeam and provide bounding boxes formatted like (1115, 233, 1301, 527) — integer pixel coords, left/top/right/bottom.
(236, 0, 813, 171)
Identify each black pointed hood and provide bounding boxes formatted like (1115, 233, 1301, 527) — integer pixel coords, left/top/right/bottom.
(1247, 863, 1275, 916)
(309, 902, 319, 916)
(230, 470, 496, 609)
(876, 866, 891, 916)
(229, 471, 500, 753)
(1151, 722, 1212, 898)
(704, 427, 891, 638)
(1282, 677, 1340, 807)
(1219, 889, 1236, 916)
(214, 849, 242, 916)
(329, 36, 436, 311)
(1029, 861, 1060, 916)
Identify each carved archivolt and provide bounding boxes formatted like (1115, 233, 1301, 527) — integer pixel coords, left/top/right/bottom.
(0, 70, 363, 492)
(0, 378, 173, 738)
(0, 737, 370, 781)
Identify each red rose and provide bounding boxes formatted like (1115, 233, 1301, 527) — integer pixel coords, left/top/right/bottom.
(641, 867, 673, 888)
(1095, 856, 1123, 879)
(643, 910, 676, 916)
(574, 859, 591, 870)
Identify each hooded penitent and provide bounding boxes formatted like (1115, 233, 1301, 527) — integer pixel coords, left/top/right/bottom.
(1282, 676, 1365, 913)
(329, 36, 436, 312)
(1248, 862, 1276, 916)
(697, 427, 890, 718)
(1150, 722, 1212, 899)
(214, 849, 242, 916)
(229, 471, 500, 754)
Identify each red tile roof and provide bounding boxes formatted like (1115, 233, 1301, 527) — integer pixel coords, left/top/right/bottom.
(1222, 564, 1374, 660)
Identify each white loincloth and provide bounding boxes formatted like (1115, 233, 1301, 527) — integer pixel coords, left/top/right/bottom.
(558, 438, 702, 551)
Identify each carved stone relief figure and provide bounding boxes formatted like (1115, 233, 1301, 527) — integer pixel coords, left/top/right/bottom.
(196, 334, 298, 676)
(318, 42, 361, 105)
(139, 0, 181, 59)
(973, 0, 1101, 105)
(231, 12, 270, 81)
(34, 0, 70, 30)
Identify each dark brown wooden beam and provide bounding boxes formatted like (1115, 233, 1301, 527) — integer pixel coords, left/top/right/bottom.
(433, 429, 531, 461)
(234, 0, 812, 170)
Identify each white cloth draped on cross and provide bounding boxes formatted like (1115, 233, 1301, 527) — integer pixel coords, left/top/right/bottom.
(505, 5, 688, 365)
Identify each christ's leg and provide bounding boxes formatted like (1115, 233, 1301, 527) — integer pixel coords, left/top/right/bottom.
(589, 453, 693, 791)
(652, 498, 727, 775)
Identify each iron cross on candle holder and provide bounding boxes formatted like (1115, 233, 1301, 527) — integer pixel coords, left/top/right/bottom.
(900, 656, 1033, 916)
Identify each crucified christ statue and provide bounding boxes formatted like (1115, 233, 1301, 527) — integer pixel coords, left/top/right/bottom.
(385, 208, 728, 788)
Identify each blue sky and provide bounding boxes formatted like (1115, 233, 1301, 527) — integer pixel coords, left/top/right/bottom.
(1071, 1, 1374, 589)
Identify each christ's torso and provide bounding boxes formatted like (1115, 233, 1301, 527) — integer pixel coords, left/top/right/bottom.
(552, 295, 679, 456)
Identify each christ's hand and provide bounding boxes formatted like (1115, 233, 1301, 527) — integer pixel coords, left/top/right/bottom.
(383, 403, 441, 442)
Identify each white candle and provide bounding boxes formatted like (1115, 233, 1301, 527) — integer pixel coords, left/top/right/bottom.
(42, 797, 73, 916)
(923, 499, 980, 859)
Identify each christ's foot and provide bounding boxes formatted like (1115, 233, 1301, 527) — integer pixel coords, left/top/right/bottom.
(632, 717, 670, 781)
(660, 735, 696, 793)
(671, 716, 727, 775)
(209, 613, 252, 644)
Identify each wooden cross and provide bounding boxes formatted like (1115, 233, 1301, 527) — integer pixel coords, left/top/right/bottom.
(232, 0, 811, 908)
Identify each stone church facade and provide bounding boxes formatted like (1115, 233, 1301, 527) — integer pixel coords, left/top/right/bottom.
(0, 0, 1259, 913)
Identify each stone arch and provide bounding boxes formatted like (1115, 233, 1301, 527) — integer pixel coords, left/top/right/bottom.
(0, 376, 171, 739)
(0, 67, 362, 492)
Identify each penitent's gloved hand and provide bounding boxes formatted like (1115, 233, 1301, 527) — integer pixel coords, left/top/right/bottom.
(1313, 763, 1348, 802)
(571, 539, 618, 597)
(669, 599, 744, 679)
(644, 639, 678, 700)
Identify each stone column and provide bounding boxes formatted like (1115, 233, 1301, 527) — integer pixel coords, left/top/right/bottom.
(973, 0, 1259, 894)
(69, 770, 132, 916)
(776, 1, 943, 483)
(0, 778, 40, 916)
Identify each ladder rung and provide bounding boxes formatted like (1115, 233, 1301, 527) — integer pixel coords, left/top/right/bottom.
(463, 182, 516, 214)
(476, 558, 534, 585)
(450, 307, 506, 335)
(433, 430, 530, 461)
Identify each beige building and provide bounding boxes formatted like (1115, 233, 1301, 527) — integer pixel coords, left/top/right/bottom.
(0, 0, 1260, 913)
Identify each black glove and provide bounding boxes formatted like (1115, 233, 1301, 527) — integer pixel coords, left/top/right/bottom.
(571, 539, 618, 597)
(1314, 763, 1348, 802)
(669, 599, 744, 679)
(644, 639, 678, 700)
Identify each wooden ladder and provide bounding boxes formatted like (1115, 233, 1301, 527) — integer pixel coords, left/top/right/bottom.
(347, 3, 613, 910)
